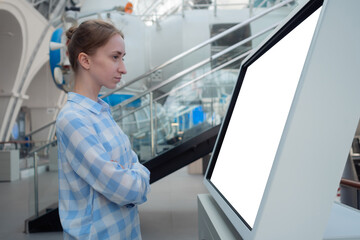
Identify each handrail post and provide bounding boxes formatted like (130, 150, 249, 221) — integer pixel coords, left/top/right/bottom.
(214, 0, 217, 17)
(182, 0, 185, 18)
(49, 0, 53, 19)
(149, 93, 155, 157)
(34, 152, 39, 217)
(154, 101, 158, 156)
(249, 0, 254, 17)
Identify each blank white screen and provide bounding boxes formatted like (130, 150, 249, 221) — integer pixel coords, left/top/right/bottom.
(210, 8, 321, 228)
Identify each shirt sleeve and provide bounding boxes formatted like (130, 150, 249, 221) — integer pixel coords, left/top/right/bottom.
(57, 111, 150, 206)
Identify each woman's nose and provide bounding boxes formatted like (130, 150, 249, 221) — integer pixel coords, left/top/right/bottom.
(119, 62, 127, 74)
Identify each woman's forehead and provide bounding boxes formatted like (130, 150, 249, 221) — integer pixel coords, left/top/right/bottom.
(100, 34, 125, 54)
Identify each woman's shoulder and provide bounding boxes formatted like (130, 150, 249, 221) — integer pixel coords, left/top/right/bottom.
(56, 102, 90, 126)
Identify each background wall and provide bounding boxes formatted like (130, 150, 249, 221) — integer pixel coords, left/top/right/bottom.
(0, 0, 56, 142)
(22, 62, 64, 144)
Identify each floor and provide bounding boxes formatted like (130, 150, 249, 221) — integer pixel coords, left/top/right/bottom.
(0, 164, 208, 240)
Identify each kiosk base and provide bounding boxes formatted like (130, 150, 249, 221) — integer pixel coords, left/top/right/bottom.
(198, 194, 242, 240)
(198, 194, 360, 240)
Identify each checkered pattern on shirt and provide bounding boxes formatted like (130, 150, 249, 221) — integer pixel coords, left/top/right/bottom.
(56, 92, 150, 240)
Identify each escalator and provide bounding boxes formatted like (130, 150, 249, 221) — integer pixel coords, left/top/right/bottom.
(24, 0, 297, 232)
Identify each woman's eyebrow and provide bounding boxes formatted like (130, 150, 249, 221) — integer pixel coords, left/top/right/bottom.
(113, 51, 126, 56)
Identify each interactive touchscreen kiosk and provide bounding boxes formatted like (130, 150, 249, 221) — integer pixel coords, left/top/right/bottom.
(204, 0, 360, 239)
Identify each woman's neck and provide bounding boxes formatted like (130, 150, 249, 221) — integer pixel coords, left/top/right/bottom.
(73, 73, 101, 102)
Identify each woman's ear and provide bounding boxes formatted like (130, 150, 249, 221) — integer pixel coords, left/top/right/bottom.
(78, 52, 90, 70)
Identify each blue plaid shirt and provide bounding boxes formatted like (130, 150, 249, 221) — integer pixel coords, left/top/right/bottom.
(56, 92, 150, 240)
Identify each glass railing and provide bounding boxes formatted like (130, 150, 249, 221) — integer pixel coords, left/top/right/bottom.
(112, 47, 251, 162)
(109, 20, 283, 161)
(26, 146, 58, 221)
(4, 120, 58, 222)
(108, 5, 295, 162)
(21, 122, 56, 159)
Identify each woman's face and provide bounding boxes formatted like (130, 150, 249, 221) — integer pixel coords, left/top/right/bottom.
(88, 33, 127, 89)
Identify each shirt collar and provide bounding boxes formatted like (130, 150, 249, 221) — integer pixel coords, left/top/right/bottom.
(67, 92, 110, 115)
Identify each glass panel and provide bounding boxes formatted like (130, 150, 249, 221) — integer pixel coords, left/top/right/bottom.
(114, 94, 153, 162)
(37, 161, 59, 213)
(26, 148, 59, 219)
(27, 156, 36, 218)
(111, 54, 243, 162)
(22, 123, 58, 219)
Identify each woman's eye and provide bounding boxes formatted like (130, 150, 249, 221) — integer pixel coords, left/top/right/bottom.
(113, 56, 119, 60)
(122, 58, 125, 61)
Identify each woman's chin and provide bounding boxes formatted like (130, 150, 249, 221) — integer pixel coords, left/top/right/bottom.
(105, 83, 118, 89)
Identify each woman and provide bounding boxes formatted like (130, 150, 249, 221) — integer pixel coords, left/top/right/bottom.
(56, 19, 150, 240)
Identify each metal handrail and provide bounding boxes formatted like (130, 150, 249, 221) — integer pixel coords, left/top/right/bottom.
(25, 120, 56, 138)
(111, 21, 279, 114)
(111, 12, 284, 157)
(114, 49, 251, 156)
(28, 139, 57, 156)
(154, 51, 251, 103)
(188, 3, 248, 8)
(114, 49, 252, 123)
(102, 0, 295, 99)
(341, 178, 360, 190)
